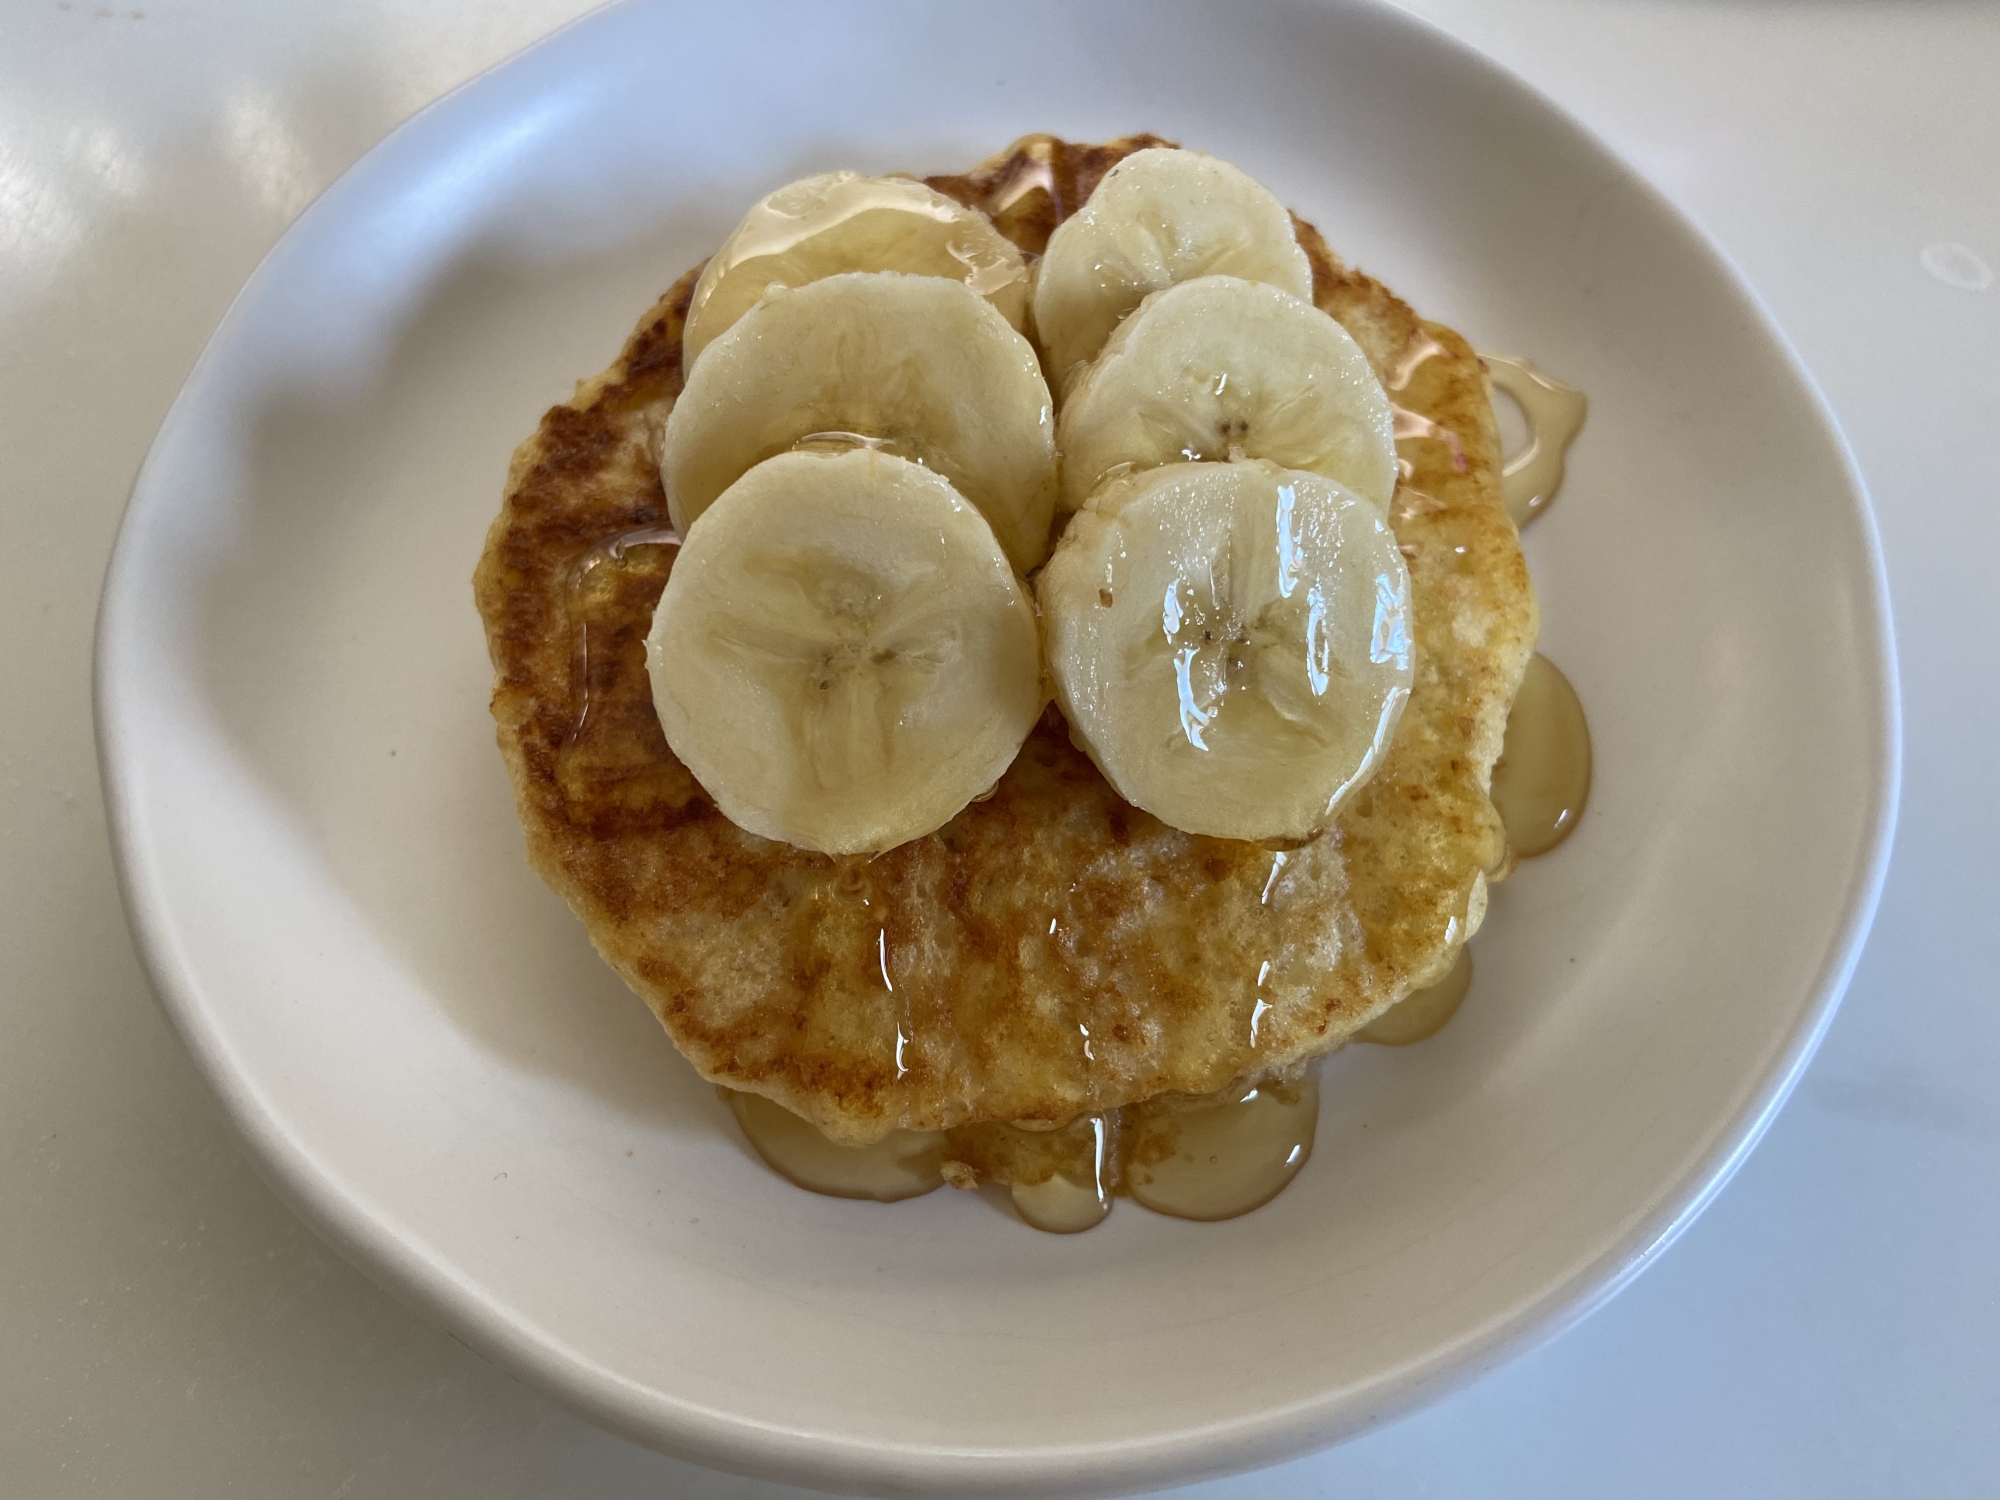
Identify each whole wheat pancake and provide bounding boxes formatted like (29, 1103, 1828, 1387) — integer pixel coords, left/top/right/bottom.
(474, 135, 1536, 1147)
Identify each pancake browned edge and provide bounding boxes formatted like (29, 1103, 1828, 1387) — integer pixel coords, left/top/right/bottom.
(473, 134, 1537, 1164)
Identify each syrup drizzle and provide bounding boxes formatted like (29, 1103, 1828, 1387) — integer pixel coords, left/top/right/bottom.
(986, 143, 1063, 222)
(791, 430, 899, 456)
(1392, 405, 1468, 472)
(1387, 332, 1448, 392)
(965, 134, 1067, 247)
(565, 524, 680, 744)
(689, 171, 1030, 353)
(1353, 652, 1590, 1052)
(1482, 354, 1587, 527)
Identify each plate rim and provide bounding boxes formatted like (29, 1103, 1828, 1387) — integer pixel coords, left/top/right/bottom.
(91, 0, 1902, 1492)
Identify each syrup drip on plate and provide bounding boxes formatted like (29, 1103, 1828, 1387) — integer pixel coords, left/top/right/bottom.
(1126, 1071, 1319, 1222)
(727, 1090, 945, 1203)
(1358, 948, 1472, 1046)
(1491, 653, 1592, 858)
(725, 1073, 1319, 1232)
(1009, 1114, 1113, 1233)
(1482, 354, 1587, 527)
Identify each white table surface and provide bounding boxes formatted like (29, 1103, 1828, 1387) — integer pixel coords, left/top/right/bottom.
(4, 1, 1995, 1494)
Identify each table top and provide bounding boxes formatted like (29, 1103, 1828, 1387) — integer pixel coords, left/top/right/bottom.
(4, 2, 1994, 1494)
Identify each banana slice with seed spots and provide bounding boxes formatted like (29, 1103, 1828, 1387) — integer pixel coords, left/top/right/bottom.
(1031, 146, 1315, 382)
(647, 448, 1043, 856)
(1038, 459, 1413, 843)
(660, 271, 1058, 573)
(1056, 275, 1396, 514)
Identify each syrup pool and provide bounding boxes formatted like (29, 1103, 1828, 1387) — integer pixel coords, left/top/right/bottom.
(1125, 1071, 1319, 1222)
(1484, 353, 1587, 527)
(1490, 653, 1592, 859)
(1009, 1114, 1114, 1233)
(1357, 948, 1473, 1046)
(727, 1090, 944, 1202)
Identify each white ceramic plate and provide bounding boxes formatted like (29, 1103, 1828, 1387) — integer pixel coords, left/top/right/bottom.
(95, 1, 1898, 1494)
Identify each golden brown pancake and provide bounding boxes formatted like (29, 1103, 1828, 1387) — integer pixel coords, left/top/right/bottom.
(473, 135, 1536, 1147)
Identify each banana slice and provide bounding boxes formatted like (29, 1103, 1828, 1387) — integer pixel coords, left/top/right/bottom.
(1057, 275, 1396, 513)
(647, 447, 1043, 856)
(681, 172, 1029, 369)
(659, 271, 1058, 573)
(1038, 459, 1412, 843)
(1031, 146, 1314, 381)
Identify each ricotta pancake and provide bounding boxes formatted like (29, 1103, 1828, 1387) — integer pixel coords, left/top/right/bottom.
(473, 135, 1536, 1147)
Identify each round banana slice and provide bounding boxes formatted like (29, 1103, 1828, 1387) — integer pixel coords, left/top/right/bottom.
(1038, 459, 1412, 843)
(660, 271, 1058, 573)
(1031, 146, 1314, 381)
(647, 448, 1043, 856)
(681, 171, 1030, 368)
(1057, 275, 1396, 513)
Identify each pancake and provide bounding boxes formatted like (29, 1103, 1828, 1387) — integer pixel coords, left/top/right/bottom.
(473, 134, 1536, 1148)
